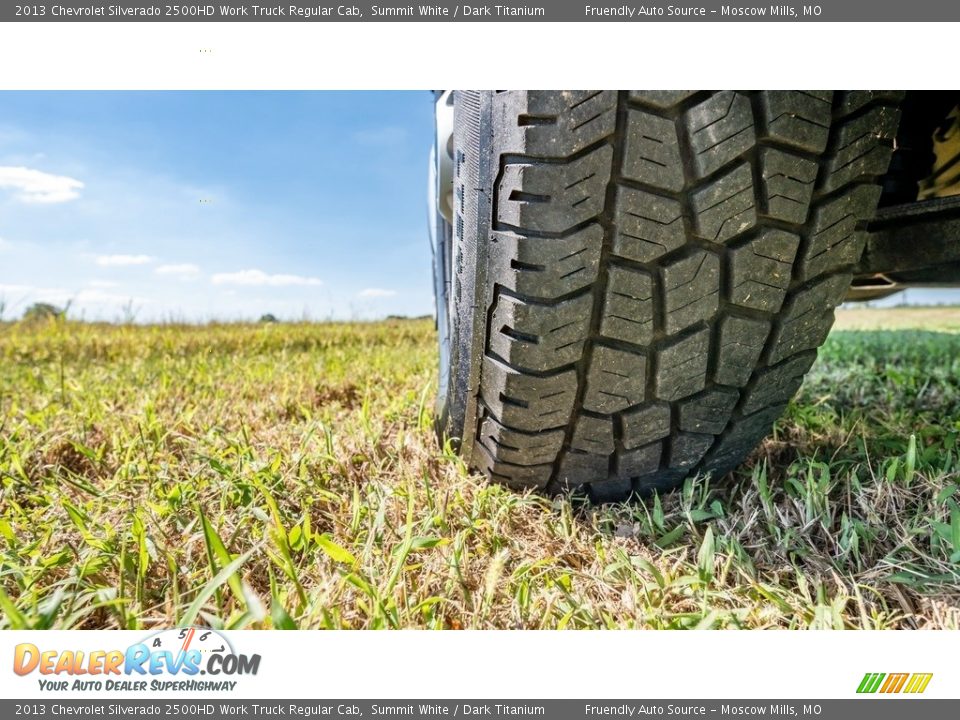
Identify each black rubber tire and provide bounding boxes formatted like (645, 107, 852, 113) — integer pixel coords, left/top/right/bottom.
(435, 90, 902, 502)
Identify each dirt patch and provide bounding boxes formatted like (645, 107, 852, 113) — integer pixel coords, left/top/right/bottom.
(43, 439, 97, 478)
(313, 383, 361, 409)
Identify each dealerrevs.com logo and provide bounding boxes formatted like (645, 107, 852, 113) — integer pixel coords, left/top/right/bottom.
(13, 627, 261, 692)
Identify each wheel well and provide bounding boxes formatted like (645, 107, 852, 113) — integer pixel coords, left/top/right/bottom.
(881, 91, 960, 206)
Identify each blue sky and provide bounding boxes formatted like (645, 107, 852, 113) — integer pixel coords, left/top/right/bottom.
(1, 91, 956, 322)
(0, 91, 435, 321)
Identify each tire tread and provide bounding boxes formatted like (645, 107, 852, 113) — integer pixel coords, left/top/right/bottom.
(463, 90, 899, 499)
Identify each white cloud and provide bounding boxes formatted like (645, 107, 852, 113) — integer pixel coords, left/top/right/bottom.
(353, 126, 407, 146)
(96, 254, 154, 267)
(0, 284, 146, 315)
(358, 288, 397, 298)
(0, 237, 10, 250)
(75, 289, 145, 305)
(0, 283, 72, 304)
(88, 280, 119, 288)
(0, 166, 84, 204)
(211, 269, 322, 287)
(156, 263, 201, 279)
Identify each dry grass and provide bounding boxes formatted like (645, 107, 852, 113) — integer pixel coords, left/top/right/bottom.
(835, 305, 960, 332)
(0, 317, 958, 630)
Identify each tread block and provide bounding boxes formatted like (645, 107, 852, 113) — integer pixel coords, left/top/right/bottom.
(475, 443, 553, 489)
(557, 450, 609, 488)
(617, 441, 663, 477)
(729, 229, 800, 312)
(613, 185, 686, 262)
(692, 162, 756, 243)
(715, 315, 771, 387)
(768, 273, 850, 364)
(759, 91, 833, 153)
(677, 388, 740, 434)
(621, 402, 672, 450)
(799, 184, 881, 281)
(571, 415, 615, 454)
(622, 108, 684, 191)
(836, 91, 905, 116)
(701, 403, 787, 477)
(662, 250, 721, 334)
(668, 432, 714, 470)
(495, 91, 618, 156)
(644, 469, 689, 493)
(490, 225, 603, 299)
(686, 91, 756, 178)
(477, 414, 565, 466)
(480, 357, 577, 432)
(496, 147, 613, 233)
(488, 292, 592, 372)
(583, 345, 647, 413)
(628, 90, 697, 109)
(760, 148, 818, 225)
(655, 327, 710, 400)
(600, 265, 654, 346)
(821, 105, 900, 193)
(741, 352, 817, 415)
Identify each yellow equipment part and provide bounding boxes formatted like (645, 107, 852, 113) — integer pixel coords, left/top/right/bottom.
(919, 105, 960, 199)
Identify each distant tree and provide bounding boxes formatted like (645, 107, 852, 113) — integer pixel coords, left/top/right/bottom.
(23, 302, 65, 322)
(386, 314, 432, 321)
(259, 313, 278, 323)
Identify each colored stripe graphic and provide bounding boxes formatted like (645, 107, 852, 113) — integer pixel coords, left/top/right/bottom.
(904, 674, 934, 694)
(857, 673, 885, 693)
(880, 673, 909, 693)
(857, 672, 932, 694)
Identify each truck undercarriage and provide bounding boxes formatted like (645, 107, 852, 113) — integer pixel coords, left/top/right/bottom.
(854, 91, 960, 300)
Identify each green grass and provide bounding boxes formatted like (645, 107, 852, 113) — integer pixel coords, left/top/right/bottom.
(0, 317, 958, 629)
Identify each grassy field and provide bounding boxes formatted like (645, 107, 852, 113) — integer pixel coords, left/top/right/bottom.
(1, 309, 958, 630)
(834, 305, 960, 332)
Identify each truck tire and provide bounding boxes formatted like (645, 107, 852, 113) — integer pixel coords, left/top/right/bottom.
(434, 90, 902, 502)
